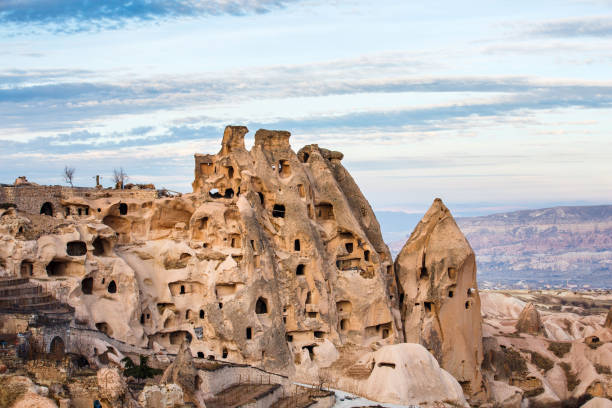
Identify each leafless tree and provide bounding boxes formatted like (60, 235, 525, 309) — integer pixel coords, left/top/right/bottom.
(63, 166, 75, 187)
(112, 167, 128, 189)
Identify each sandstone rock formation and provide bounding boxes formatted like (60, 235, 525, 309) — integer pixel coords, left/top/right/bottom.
(161, 341, 205, 407)
(97, 367, 128, 406)
(357, 343, 468, 407)
(605, 307, 612, 329)
(516, 302, 544, 335)
(11, 393, 58, 408)
(138, 384, 184, 408)
(481, 290, 612, 405)
(1, 126, 506, 406)
(394, 198, 485, 401)
(582, 397, 612, 408)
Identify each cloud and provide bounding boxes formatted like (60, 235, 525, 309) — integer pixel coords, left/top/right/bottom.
(0, 0, 302, 32)
(525, 16, 612, 37)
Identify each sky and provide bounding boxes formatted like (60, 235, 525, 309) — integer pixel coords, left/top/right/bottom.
(1, 0, 611, 224)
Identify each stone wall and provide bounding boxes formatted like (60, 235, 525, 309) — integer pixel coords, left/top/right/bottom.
(197, 364, 290, 398)
(0, 185, 157, 216)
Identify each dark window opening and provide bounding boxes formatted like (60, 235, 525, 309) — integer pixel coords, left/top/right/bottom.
(140, 314, 145, 324)
(67, 240, 87, 256)
(199, 217, 208, 229)
(258, 192, 265, 207)
(448, 267, 457, 280)
(424, 302, 432, 312)
(340, 319, 348, 331)
(93, 237, 109, 256)
(46, 260, 66, 276)
(227, 166, 234, 178)
(315, 203, 334, 220)
(286, 334, 293, 342)
(202, 243, 209, 248)
(199, 309, 204, 318)
(208, 355, 215, 360)
(255, 297, 268, 314)
(278, 160, 291, 178)
(448, 290, 454, 298)
(107, 280, 117, 294)
(302, 152, 309, 163)
(399, 293, 404, 304)
(307, 312, 317, 318)
(272, 204, 285, 218)
(345, 242, 354, 253)
(81, 277, 93, 295)
(246, 327, 252, 339)
(20, 261, 33, 277)
(465, 301, 470, 309)
(119, 203, 128, 215)
(250, 240, 255, 250)
(387, 265, 392, 274)
(224, 188, 234, 199)
(185, 310, 190, 319)
(65, 207, 70, 216)
(219, 302, 223, 309)
(283, 316, 286, 323)
(85, 207, 89, 215)
(102, 278, 105, 284)
(209, 188, 222, 198)
(296, 264, 305, 276)
(77, 208, 82, 216)
(382, 329, 390, 339)
(197, 352, 204, 358)
(97, 208, 101, 212)
(303, 345, 315, 360)
(180, 285, 185, 294)
(377, 362, 395, 369)
(364, 250, 370, 261)
(420, 266, 428, 279)
(314, 331, 324, 338)
(222, 348, 228, 359)
(40, 202, 53, 216)
(294, 239, 300, 251)
(305, 291, 312, 304)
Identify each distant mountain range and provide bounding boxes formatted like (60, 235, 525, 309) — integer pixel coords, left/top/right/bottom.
(381, 205, 612, 289)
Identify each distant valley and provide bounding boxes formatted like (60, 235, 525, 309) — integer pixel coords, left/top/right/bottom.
(382, 205, 612, 289)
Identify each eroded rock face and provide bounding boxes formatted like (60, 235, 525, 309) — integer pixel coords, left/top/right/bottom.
(394, 198, 485, 401)
(97, 367, 127, 405)
(0, 126, 400, 381)
(161, 341, 205, 407)
(605, 307, 612, 329)
(516, 302, 544, 335)
(138, 384, 184, 408)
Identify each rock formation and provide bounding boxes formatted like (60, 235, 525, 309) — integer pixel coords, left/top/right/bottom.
(605, 307, 612, 329)
(394, 198, 486, 402)
(516, 302, 544, 335)
(0, 126, 499, 406)
(161, 341, 205, 407)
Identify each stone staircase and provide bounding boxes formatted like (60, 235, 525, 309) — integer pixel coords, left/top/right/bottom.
(0, 277, 73, 316)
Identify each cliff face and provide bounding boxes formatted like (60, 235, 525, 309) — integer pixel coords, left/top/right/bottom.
(456, 205, 612, 288)
(394, 198, 486, 402)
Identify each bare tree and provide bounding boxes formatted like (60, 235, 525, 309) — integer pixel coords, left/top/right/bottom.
(63, 166, 75, 187)
(112, 167, 128, 189)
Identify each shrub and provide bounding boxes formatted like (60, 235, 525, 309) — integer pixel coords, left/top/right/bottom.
(594, 364, 611, 375)
(548, 341, 572, 358)
(560, 362, 579, 391)
(121, 355, 162, 380)
(529, 351, 554, 371)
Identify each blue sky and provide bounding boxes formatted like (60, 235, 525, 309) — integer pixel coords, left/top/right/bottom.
(1, 0, 611, 223)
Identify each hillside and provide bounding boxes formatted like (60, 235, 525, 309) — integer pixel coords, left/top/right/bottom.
(386, 205, 612, 289)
